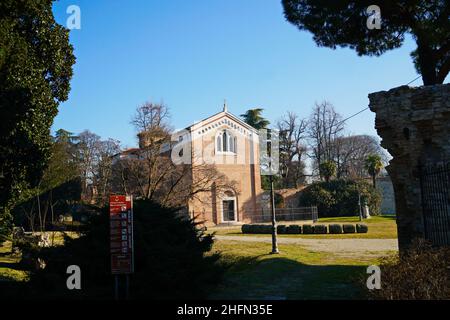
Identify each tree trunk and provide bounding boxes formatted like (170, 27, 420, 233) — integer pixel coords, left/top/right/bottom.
(416, 36, 439, 85)
(372, 174, 377, 188)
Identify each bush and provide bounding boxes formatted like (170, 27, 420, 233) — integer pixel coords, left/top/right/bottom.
(27, 200, 224, 299)
(260, 225, 272, 234)
(343, 224, 356, 233)
(286, 225, 301, 234)
(277, 225, 287, 234)
(298, 179, 381, 217)
(302, 224, 314, 234)
(369, 239, 450, 300)
(356, 224, 368, 233)
(329, 224, 343, 234)
(241, 224, 252, 234)
(313, 224, 327, 234)
(242, 224, 274, 234)
(274, 193, 285, 208)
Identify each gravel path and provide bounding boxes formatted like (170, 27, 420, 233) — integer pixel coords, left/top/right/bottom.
(215, 235, 398, 254)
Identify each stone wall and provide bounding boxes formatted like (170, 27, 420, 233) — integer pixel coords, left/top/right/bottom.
(376, 176, 396, 215)
(368, 84, 450, 251)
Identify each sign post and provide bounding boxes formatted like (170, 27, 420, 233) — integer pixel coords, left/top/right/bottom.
(109, 195, 134, 299)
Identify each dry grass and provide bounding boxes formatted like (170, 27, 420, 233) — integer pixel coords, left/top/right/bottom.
(369, 239, 450, 300)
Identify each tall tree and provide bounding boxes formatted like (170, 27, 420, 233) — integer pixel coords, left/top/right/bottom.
(283, 1, 450, 85)
(307, 101, 345, 177)
(277, 111, 308, 188)
(240, 108, 270, 130)
(319, 160, 337, 183)
(0, 0, 75, 238)
(365, 154, 384, 187)
(333, 135, 386, 179)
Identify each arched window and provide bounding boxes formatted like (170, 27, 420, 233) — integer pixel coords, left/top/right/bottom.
(223, 131, 228, 151)
(216, 135, 222, 152)
(216, 130, 237, 154)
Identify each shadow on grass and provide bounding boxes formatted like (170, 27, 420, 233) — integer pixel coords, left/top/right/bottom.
(210, 256, 367, 300)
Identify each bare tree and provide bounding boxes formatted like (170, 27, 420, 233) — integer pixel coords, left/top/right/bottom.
(307, 101, 345, 178)
(95, 138, 121, 204)
(333, 135, 386, 179)
(76, 130, 101, 201)
(111, 101, 237, 209)
(277, 111, 308, 188)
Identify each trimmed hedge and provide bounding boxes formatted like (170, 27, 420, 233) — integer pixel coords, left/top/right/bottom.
(313, 224, 327, 234)
(277, 225, 287, 234)
(302, 224, 314, 234)
(241, 223, 368, 235)
(343, 224, 356, 233)
(356, 224, 368, 233)
(286, 225, 301, 234)
(329, 224, 343, 234)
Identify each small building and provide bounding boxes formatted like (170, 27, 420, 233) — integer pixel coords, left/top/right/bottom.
(176, 106, 263, 225)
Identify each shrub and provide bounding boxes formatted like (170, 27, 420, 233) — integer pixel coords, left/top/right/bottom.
(274, 193, 285, 208)
(356, 224, 368, 233)
(298, 179, 381, 217)
(286, 225, 301, 234)
(277, 225, 287, 234)
(313, 224, 328, 234)
(241, 224, 252, 234)
(27, 200, 224, 299)
(369, 239, 450, 300)
(328, 224, 343, 234)
(343, 224, 356, 233)
(260, 225, 273, 234)
(302, 224, 314, 234)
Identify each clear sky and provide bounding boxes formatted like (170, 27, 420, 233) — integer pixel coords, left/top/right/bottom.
(51, 0, 437, 149)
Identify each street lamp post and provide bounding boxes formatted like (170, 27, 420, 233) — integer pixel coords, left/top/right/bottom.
(358, 191, 362, 221)
(266, 128, 279, 254)
(269, 173, 279, 254)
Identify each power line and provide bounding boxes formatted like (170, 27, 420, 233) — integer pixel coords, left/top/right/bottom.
(405, 75, 422, 86)
(334, 74, 423, 127)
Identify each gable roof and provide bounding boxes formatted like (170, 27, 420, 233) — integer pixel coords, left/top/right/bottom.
(184, 110, 259, 134)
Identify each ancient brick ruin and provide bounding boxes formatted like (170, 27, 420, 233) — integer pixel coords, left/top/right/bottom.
(369, 84, 450, 251)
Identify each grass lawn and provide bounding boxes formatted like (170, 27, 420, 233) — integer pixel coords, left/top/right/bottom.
(0, 232, 79, 283)
(209, 240, 395, 300)
(0, 241, 29, 282)
(208, 215, 397, 239)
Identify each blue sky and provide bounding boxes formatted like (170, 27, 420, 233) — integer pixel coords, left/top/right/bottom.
(51, 0, 433, 149)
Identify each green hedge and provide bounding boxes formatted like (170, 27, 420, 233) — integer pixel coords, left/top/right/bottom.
(286, 225, 301, 234)
(356, 224, 368, 233)
(277, 225, 287, 234)
(313, 224, 327, 234)
(329, 224, 343, 234)
(241, 223, 368, 235)
(298, 179, 382, 217)
(302, 224, 314, 234)
(343, 224, 356, 233)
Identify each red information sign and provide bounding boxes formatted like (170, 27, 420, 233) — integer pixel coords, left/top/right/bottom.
(109, 195, 134, 274)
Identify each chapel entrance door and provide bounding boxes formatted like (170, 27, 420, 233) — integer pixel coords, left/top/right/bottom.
(222, 200, 235, 222)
